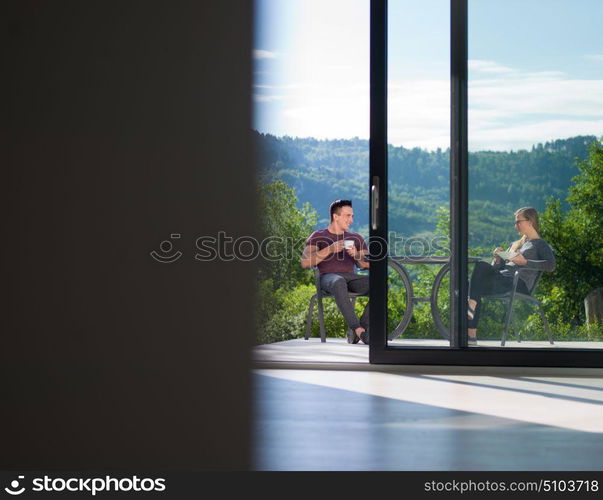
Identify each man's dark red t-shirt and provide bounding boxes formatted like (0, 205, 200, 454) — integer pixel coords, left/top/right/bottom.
(305, 229, 368, 275)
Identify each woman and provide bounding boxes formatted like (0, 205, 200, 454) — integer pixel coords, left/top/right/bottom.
(467, 207, 555, 345)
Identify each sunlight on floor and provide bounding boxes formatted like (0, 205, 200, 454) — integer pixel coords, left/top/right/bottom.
(256, 369, 603, 434)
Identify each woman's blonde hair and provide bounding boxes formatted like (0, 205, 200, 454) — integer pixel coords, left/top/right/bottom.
(510, 207, 540, 252)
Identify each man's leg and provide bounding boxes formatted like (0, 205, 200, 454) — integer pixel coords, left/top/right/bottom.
(346, 274, 369, 330)
(320, 273, 363, 331)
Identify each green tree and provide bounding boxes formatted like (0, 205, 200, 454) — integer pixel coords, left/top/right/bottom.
(257, 180, 317, 290)
(540, 139, 603, 324)
(256, 180, 319, 344)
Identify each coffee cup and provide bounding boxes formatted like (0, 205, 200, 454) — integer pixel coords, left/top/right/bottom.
(344, 239, 355, 250)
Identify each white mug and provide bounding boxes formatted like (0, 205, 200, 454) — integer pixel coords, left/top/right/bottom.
(344, 239, 355, 250)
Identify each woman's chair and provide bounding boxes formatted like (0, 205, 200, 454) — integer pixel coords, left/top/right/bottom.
(483, 263, 554, 346)
(304, 267, 367, 342)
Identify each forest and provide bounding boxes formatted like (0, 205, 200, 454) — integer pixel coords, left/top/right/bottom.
(255, 133, 603, 344)
(255, 131, 596, 247)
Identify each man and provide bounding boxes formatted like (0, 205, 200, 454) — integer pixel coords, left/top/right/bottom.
(301, 199, 370, 344)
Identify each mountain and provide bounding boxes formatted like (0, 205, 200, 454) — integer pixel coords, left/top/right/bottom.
(254, 131, 597, 248)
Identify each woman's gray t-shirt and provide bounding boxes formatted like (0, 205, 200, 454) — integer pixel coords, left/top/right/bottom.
(495, 238, 556, 292)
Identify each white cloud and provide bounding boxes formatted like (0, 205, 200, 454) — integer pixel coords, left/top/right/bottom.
(466, 71, 603, 150)
(279, 81, 370, 140)
(469, 119, 603, 151)
(253, 49, 278, 60)
(253, 83, 307, 90)
(256, 66, 603, 151)
(470, 78, 603, 116)
(583, 54, 603, 62)
(469, 59, 516, 74)
(388, 79, 450, 149)
(253, 94, 286, 103)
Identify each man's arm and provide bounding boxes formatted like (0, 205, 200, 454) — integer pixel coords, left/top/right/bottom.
(346, 247, 369, 269)
(301, 240, 344, 268)
(358, 249, 370, 269)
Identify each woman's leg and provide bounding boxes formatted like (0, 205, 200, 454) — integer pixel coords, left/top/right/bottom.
(468, 261, 500, 301)
(467, 261, 514, 334)
(467, 262, 497, 336)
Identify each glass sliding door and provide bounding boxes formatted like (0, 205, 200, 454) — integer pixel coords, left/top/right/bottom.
(467, 0, 603, 353)
(385, 0, 453, 349)
(369, 0, 603, 366)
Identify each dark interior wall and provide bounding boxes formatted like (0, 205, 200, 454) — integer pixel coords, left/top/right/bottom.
(2, 1, 254, 469)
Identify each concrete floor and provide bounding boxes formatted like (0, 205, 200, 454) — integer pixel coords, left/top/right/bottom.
(252, 339, 603, 471)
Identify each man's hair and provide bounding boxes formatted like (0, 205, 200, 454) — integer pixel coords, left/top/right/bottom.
(330, 199, 352, 221)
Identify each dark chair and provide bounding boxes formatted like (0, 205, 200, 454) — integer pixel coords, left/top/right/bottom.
(483, 263, 554, 346)
(304, 267, 367, 343)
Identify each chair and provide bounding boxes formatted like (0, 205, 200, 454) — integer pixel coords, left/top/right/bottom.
(304, 267, 368, 343)
(483, 263, 554, 346)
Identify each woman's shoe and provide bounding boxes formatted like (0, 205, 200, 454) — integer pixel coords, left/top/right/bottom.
(467, 336, 478, 346)
(346, 328, 360, 344)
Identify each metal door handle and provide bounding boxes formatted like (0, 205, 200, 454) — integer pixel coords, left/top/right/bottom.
(371, 177, 380, 231)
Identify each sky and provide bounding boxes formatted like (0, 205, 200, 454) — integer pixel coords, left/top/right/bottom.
(253, 0, 603, 151)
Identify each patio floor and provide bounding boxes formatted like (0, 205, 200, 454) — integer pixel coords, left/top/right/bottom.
(253, 337, 603, 373)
